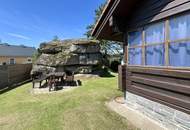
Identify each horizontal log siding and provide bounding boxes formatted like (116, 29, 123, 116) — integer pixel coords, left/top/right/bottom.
(125, 66, 190, 114)
(127, 0, 190, 29)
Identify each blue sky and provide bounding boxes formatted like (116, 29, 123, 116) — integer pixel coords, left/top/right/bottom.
(0, 0, 105, 47)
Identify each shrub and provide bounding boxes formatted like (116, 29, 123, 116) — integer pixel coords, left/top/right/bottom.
(110, 60, 120, 72)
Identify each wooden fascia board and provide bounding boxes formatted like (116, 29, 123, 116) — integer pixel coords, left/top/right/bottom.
(92, 0, 120, 38)
(91, 0, 113, 36)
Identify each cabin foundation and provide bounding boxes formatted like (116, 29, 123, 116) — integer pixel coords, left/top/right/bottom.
(125, 92, 190, 130)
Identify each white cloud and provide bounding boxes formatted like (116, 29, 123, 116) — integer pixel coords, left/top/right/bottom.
(7, 33, 31, 40)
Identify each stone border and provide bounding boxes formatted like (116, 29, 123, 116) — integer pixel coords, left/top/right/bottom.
(125, 92, 190, 130)
(106, 99, 168, 130)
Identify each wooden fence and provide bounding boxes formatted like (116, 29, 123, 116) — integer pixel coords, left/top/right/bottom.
(0, 64, 32, 90)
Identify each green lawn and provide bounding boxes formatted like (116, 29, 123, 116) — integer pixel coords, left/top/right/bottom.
(0, 74, 135, 130)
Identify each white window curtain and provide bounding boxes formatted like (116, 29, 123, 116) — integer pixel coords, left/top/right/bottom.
(129, 48, 142, 65)
(169, 14, 190, 41)
(169, 42, 190, 67)
(169, 14, 190, 67)
(128, 30, 142, 65)
(128, 31, 142, 46)
(146, 45, 165, 66)
(145, 22, 165, 66)
(145, 22, 165, 44)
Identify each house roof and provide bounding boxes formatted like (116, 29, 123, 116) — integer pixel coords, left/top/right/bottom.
(91, 0, 140, 42)
(0, 44, 36, 57)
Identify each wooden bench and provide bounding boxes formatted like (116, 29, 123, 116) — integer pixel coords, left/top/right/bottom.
(32, 75, 47, 88)
(47, 72, 65, 91)
(32, 72, 66, 91)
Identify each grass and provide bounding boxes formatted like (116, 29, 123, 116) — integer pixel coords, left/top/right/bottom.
(0, 73, 135, 130)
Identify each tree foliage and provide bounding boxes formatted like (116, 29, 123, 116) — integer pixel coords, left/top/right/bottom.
(32, 50, 41, 63)
(85, 3, 105, 38)
(52, 35, 60, 42)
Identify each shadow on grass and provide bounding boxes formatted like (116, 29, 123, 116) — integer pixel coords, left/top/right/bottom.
(0, 79, 31, 95)
(99, 70, 115, 77)
(37, 80, 82, 92)
(92, 68, 116, 78)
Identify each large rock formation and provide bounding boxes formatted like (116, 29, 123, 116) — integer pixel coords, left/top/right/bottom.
(32, 39, 102, 74)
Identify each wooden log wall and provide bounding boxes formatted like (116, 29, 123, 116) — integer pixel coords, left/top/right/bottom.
(118, 65, 126, 91)
(127, 0, 190, 29)
(125, 66, 190, 114)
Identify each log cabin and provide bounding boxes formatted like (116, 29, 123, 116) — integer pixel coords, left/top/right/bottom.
(92, 0, 190, 129)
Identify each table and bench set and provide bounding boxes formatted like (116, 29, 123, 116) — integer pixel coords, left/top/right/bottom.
(32, 72, 74, 91)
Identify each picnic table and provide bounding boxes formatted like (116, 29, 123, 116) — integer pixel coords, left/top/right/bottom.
(32, 72, 65, 91)
(47, 72, 65, 91)
(32, 75, 47, 88)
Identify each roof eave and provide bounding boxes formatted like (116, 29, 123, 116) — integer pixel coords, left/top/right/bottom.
(91, 0, 119, 38)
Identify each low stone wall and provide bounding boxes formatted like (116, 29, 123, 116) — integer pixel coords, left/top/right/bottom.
(125, 92, 190, 130)
(0, 64, 32, 89)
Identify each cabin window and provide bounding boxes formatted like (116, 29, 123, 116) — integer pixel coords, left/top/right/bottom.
(169, 14, 190, 67)
(127, 13, 190, 68)
(145, 22, 165, 66)
(128, 30, 142, 65)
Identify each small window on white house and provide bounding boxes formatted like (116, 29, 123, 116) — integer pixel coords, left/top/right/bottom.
(9, 58, 15, 65)
(169, 14, 190, 67)
(128, 30, 143, 65)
